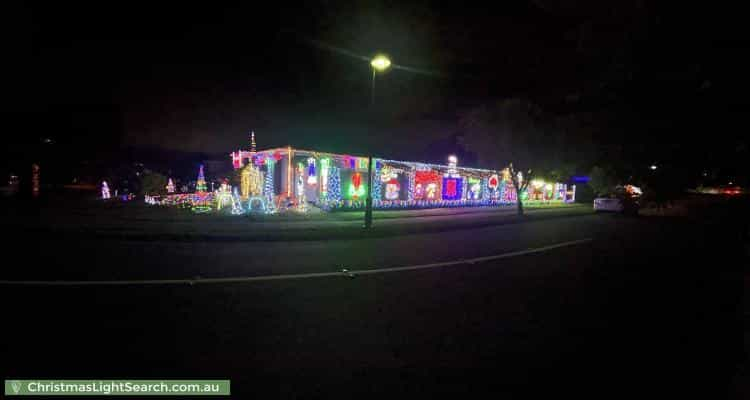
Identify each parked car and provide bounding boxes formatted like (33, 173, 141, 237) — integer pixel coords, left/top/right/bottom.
(594, 184, 642, 214)
(594, 197, 624, 212)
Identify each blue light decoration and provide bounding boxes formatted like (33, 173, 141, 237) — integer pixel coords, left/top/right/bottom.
(327, 165, 342, 203)
(372, 160, 383, 203)
(263, 159, 275, 198)
(481, 177, 491, 201)
(441, 177, 463, 200)
(307, 158, 317, 185)
(407, 169, 415, 201)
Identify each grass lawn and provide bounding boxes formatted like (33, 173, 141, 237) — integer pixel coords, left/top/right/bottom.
(2, 192, 592, 241)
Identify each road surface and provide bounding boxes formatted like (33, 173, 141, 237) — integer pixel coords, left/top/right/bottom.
(1, 209, 746, 398)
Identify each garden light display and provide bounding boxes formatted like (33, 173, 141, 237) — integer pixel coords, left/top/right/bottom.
(231, 188, 244, 215)
(214, 181, 233, 211)
(101, 181, 111, 199)
(247, 196, 267, 213)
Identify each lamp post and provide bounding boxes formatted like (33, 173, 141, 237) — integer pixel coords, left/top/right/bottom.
(370, 55, 391, 105)
(364, 155, 374, 228)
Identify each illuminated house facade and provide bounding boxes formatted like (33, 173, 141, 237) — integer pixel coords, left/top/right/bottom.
(230, 144, 576, 211)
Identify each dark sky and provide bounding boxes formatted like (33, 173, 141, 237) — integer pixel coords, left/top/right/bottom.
(6, 1, 748, 170)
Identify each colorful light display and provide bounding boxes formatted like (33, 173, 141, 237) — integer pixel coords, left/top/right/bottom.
(468, 177, 481, 200)
(214, 181, 233, 211)
(441, 177, 463, 200)
(162, 142, 575, 213)
(415, 170, 440, 200)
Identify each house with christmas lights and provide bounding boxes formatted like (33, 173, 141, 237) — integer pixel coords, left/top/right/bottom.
(229, 134, 576, 211)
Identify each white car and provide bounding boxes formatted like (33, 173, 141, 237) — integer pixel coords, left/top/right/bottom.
(594, 198, 624, 212)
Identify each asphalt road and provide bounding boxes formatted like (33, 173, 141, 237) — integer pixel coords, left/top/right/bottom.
(1, 210, 746, 398)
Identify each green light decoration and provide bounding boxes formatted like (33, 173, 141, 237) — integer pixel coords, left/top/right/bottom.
(348, 182, 367, 199)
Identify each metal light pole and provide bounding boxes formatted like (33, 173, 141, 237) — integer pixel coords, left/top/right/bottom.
(364, 155, 373, 228)
(370, 55, 391, 105)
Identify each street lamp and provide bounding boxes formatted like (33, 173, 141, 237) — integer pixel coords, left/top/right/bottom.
(370, 54, 391, 105)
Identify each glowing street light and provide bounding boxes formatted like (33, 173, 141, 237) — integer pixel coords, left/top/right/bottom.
(650, 164, 658, 170)
(371, 55, 391, 71)
(370, 54, 391, 105)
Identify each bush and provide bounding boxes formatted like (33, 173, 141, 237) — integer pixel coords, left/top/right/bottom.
(140, 171, 168, 195)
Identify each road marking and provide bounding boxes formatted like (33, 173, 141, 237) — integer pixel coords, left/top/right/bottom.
(0, 238, 592, 286)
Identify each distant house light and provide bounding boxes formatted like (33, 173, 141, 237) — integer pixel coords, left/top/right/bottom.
(571, 176, 590, 183)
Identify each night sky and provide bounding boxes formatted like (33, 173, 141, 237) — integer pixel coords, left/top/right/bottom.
(5, 2, 748, 180)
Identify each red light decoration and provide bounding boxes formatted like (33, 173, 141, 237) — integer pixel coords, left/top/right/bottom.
(352, 172, 362, 190)
(414, 170, 440, 200)
(445, 179, 457, 197)
(488, 174, 499, 190)
(273, 151, 283, 161)
(415, 170, 440, 185)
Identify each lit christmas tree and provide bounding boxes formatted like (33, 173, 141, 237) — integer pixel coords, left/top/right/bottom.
(196, 165, 207, 193)
(101, 181, 111, 199)
(166, 178, 175, 193)
(250, 131, 257, 154)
